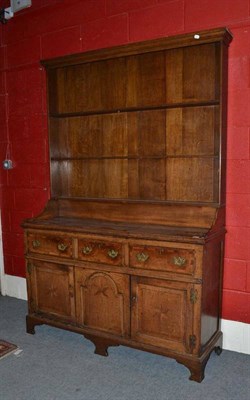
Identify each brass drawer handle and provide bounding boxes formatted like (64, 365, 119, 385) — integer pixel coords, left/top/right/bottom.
(172, 256, 186, 267)
(82, 246, 93, 255)
(57, 243, 68, 252)
(32, 240, 41, 249)
(136, 252, 149, 262)
(107, 249, 119, 259)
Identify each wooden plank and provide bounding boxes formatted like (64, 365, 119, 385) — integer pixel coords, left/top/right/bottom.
(166, 157, 216, 202)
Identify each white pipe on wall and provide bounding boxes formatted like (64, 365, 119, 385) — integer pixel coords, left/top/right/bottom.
(0, 214, 6, 295)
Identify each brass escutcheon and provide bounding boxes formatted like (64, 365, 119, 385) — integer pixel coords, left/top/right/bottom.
(136, 252, 149, 262)
(172, 256, 186, 267)
(108, 249, 119, 259)
(57, 243, 68, 252)
(82, 246, 93, 255)
(32, 240, 40, 249)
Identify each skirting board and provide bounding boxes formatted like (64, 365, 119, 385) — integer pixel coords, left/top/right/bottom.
(1, 274, 249, 355)
(1, 274, 27, 301)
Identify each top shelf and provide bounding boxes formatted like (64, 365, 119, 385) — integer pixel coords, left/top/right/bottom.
(47, 40, 222, 116)
(42, 28, 232, 69)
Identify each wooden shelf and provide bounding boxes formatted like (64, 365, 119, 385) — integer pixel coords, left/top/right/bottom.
(51, 155, 219, 161)
(50, 100, 220, 119)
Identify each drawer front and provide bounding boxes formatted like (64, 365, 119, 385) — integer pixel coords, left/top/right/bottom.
(130, 244, 196, 275)
(78, 239, 123, 266)
(27, 233, 73, 258)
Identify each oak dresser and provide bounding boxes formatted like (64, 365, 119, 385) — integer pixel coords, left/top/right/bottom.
(22, 27, 232, 382)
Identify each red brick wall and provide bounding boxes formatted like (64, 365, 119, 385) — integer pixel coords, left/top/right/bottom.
(0, 0, 249, 323)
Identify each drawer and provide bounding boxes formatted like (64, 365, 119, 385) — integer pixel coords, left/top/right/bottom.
(78, 239, 123, 266)
(27, 233, 73, 258)
(129, 244, 196, 275)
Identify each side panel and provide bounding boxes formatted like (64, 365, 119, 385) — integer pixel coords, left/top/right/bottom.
(201, 237, 224, 349)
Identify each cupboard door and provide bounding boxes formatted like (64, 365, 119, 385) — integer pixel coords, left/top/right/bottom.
(75, 268, 130, 337)
(27, 260, 75, 322)
(131, 277, 199, 354)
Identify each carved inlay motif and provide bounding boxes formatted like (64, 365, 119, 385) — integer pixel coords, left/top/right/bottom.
(154, 304, 169, 318)
(93, 285, 110, 297)
(46, 284, 58, 298)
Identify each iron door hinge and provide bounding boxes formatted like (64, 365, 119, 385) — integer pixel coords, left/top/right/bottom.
(190, 288, 198, 304)
(189, 334, 197, 349)
(27, 263, 33, 274)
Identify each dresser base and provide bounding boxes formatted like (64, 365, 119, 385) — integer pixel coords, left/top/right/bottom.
(26, 313, 222, 383)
